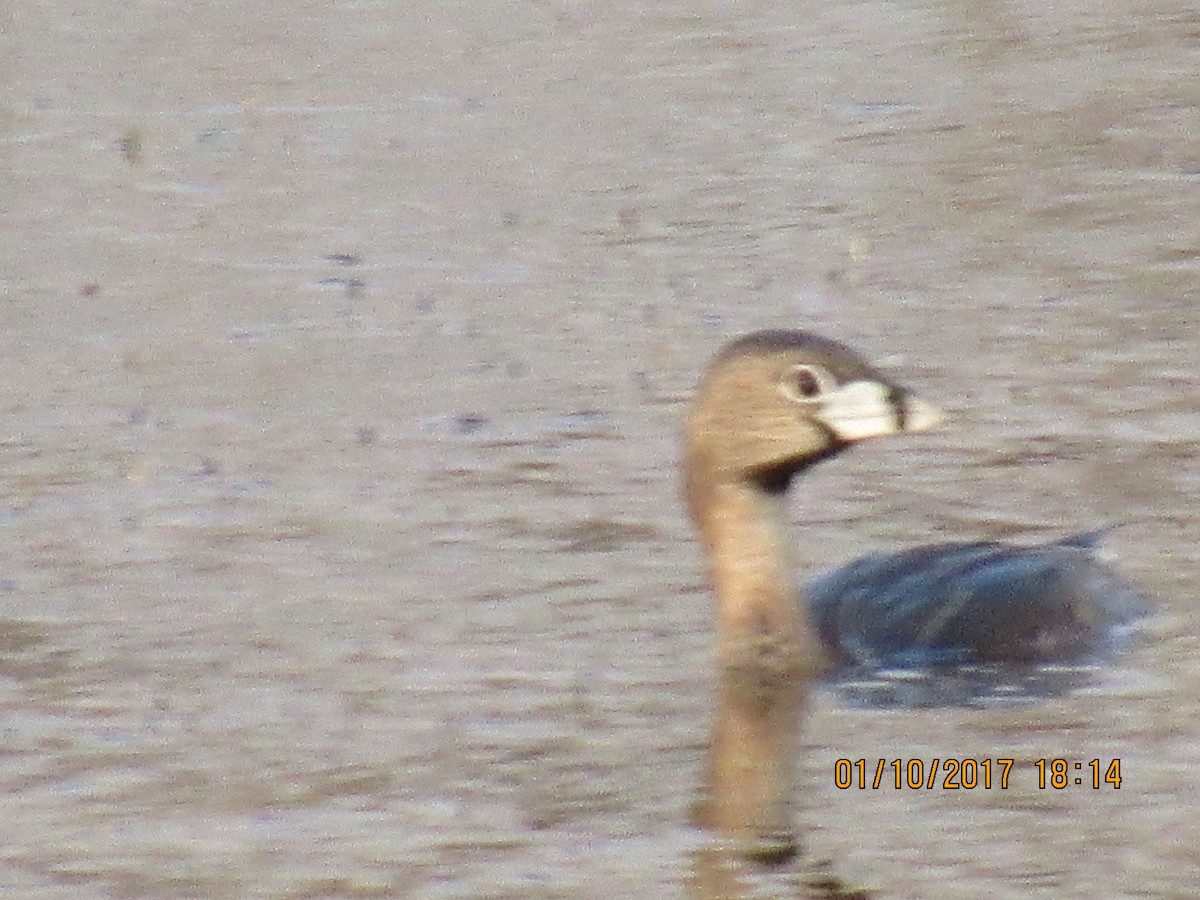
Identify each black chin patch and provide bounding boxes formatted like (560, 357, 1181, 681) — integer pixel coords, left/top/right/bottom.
(753, 446, 841, 495)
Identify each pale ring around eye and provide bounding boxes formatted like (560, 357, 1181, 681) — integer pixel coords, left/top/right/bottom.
(778, 364, 834, 403)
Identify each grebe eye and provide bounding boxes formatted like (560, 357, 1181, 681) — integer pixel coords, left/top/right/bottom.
(779, 364, 830, 402)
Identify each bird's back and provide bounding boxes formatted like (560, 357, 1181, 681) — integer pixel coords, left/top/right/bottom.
(807, 532, 1147, 668)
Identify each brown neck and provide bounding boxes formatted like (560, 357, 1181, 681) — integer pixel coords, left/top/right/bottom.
(690, 476, 828, 680)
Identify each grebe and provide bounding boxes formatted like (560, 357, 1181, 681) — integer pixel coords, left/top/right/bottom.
(684, 329, 1144, 676)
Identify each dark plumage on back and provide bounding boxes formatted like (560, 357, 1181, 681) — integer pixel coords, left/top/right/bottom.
(807, 531, 1146, 668)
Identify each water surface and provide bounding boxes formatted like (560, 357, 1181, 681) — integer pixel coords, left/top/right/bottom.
(3, 2, 1198, 897)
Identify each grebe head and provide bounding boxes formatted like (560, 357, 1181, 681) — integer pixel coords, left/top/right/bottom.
(685, 329, 941, 516)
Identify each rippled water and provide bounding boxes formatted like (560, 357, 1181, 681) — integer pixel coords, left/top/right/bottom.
(3, 2, 1199, 897)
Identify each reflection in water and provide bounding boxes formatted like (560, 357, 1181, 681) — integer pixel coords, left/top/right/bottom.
(687, 656, 1132, 899)
(687, 847, 875, 900)
(696, 663, 806, 863)
(691, 681, 877, 900)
